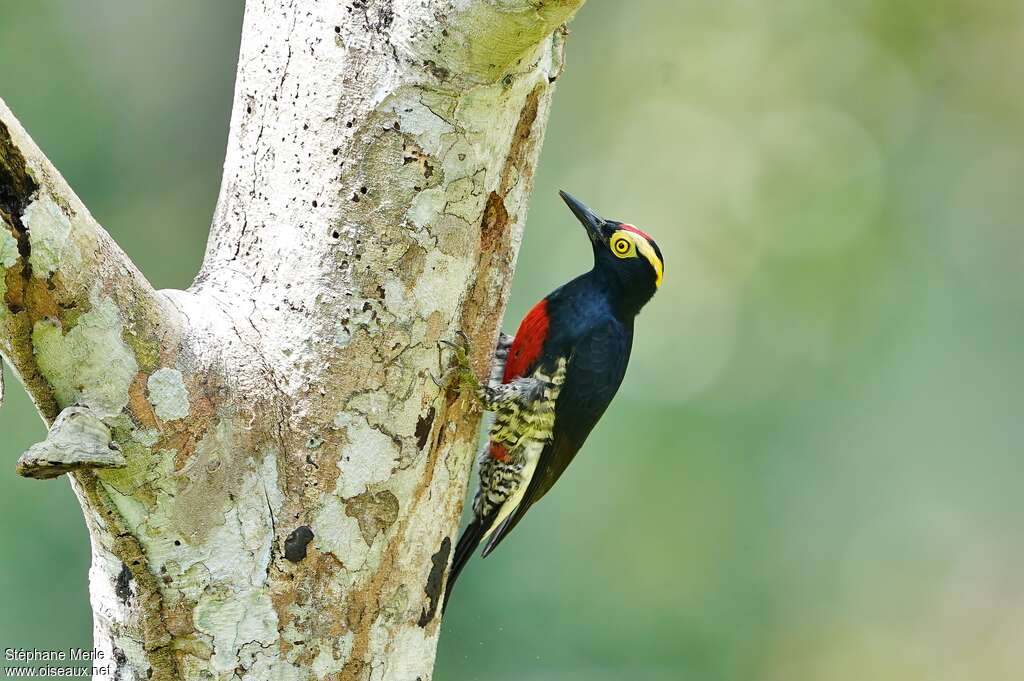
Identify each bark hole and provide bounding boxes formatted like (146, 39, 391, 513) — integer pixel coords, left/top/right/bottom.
(111, 646, 127, 681)
(115, 562, 133, 603)
(415, 406, 436, 450)
(284, 525, 315, 562)
(480, 192, 510, 251)
(0, 119, 37, 231)
(0, 119, 38, 305)
(418, 536, 451, 626)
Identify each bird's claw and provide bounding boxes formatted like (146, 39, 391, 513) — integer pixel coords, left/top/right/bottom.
(438, 330, 471, 356)
(433, 331, 482, 400)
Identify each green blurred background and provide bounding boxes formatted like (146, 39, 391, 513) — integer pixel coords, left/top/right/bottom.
(3, 2, 1023, 679)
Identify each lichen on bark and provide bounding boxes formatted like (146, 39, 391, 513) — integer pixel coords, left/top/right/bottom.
(0, 1, 586, 678)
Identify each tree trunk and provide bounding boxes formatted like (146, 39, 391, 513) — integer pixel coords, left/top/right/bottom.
(0, 1, 584, 678)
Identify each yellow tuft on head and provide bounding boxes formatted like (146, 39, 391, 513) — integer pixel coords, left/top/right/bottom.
(610, 230, 663, 288)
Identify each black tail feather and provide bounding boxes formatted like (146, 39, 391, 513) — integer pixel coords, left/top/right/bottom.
(442, 517, 487, 614)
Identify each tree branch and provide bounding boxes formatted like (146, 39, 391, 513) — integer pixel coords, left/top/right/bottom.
(0, 99, 177, 423)
(1, 1, 586, 677)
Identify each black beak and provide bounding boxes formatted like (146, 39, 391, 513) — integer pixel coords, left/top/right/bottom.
(559, 190, 603, 243)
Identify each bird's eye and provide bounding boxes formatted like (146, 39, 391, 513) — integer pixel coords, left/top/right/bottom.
(610, 233, 635, 259)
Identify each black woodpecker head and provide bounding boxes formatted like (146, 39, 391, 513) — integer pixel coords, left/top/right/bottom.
(559, 190, 664, 315)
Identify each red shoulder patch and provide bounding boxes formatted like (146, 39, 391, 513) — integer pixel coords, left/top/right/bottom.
(489, 442, 509, 462)
(503, 299, 549, 382)
(620, 223, 653, 242)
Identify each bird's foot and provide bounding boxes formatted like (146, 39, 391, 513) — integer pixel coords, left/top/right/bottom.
(433, 331, 484, 404)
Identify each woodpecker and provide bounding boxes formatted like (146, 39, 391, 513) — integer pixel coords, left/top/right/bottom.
(441, 191, 664, 611)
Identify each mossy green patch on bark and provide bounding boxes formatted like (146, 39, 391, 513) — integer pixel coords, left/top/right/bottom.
(32, 296, 139, 417)
(97, 440, 160, 505)
(0, 224, 15, 320)
(0, 226, 17, 268)
(431, 0, 579, 82)
(23, 196, 76, 279)
(124, 328, 160, 373)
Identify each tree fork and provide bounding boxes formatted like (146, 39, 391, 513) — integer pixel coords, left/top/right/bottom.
(0, 1, 585, 679)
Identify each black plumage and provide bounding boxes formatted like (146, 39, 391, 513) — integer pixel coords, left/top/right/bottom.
(443, 191, 664, 611)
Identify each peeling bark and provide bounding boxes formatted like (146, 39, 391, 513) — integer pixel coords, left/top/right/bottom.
(0, 1, 585, 679)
